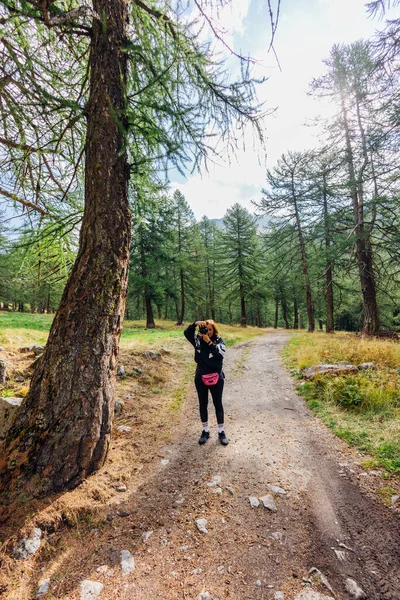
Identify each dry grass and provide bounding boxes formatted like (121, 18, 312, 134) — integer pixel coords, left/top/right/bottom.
(285, 330, 400, 370)
(0, 314, 265, 598)
(283, 331, 400, 475)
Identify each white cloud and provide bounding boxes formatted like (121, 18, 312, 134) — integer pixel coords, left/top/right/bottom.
(217, 0, 252, 35)
(173, 0, 393, 220)
(171, 144, 266, 220)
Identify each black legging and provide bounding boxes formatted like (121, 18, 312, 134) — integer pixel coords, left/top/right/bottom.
(194, 372, 224, 425)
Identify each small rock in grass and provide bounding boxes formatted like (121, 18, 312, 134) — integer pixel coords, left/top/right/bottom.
(36, 579, 50, 597)
(142, 351, 160, 359)
(13, 528, 42, 560)
(197, 593, 211, 600)
(96, 566, 109, 573)
(345, 578, 366, 599)
(117, 508, 132, 517)
(120, 550, 135, 576)
(117, 365, 126, 377)
(206, 475, 222, 486)
(274, 593, 284, 600)
(249, 496, 259, 508)
(195, 518, 208, 534)
(303, 364, 357, 379)
(80, 580, 103, 600)
(266, 484, 287, 495)
(358, 362, 376, 371)
(294, 590, 334, 600)
(141, 531, 153, 542)
(255, 579, 262, 587)
(309, 567, 335, 595)
(116, 485, 127, 492)
(114, 397, 125, 414)
(117, 425, 131, 433)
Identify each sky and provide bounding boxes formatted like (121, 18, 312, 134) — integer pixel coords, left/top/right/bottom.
(171, 0, 396, 220)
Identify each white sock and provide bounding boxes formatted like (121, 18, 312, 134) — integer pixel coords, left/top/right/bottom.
(218, 424, 224, 433)
(202, 422, 209, 433)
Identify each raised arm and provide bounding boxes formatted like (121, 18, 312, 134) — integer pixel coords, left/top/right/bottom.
(184, 322, 197, 347)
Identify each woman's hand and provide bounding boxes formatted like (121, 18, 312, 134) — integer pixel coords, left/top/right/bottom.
(195, 320, 206, 327)
(202, 334, 211, 344)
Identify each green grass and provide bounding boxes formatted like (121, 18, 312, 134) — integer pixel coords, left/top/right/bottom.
(0, 312, 264, 348)
(0, 312, 53, 345)
(285, 332, 400, 475)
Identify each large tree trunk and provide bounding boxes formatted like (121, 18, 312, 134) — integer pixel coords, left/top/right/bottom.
(206, 264, 216, 321)
(281, 296, 289, 329)
(140, 246, 155, 329)
(0, 0, 130, 509)
(240, 286, 246, 327)
(325, 263, 334, 333)
(292, 190, 314, 332)
(164, 293, 169, 320)
(293, 297, 299, 329)
(340, 90, 379, 335)
(274, 296, 279, 329)
(145, 295, 155, 329)
(322, 176, 335, 333)
(176, 268, 185, 325)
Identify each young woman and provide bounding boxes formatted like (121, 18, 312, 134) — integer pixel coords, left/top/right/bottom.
(184, 319, 228, 445)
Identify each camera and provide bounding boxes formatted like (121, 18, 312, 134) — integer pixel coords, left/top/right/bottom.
(199, 326, 208, 335)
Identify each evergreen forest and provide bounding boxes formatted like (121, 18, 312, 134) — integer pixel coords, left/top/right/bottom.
(1, 4, 399, 338)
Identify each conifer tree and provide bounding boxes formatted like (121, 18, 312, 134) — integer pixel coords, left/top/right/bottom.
(257, 152, 316, 332)
(221, 204, 260, 327)
(0, 0, 266, 507)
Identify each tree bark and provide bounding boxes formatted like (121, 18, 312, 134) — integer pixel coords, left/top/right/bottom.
(164, 293, 169, 320)
(140, 245, 155, 329)
(322, 174, 335, 333)
(281, 296, 289, 329)
(274, 296, 279, 329)
(293, 297, 299, 329)
(0, 0, 130, 508)
(340, 89, 379, 334)
(176, 268, 185, 325)
(240, 286, 246, 327)
(291, 179, 314, 332)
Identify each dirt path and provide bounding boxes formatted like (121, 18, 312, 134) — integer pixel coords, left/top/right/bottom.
(39, 331, 400, 600)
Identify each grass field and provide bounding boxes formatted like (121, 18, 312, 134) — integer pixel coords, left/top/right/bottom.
(283, 331, 400, 475)
(0, 312, 264, 348)
(0, 311, 264, 403)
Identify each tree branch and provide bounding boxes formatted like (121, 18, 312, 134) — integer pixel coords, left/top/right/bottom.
(0, 136, 52, 154)
(0, 187, 48, 215)
(132, 0, 176, 39)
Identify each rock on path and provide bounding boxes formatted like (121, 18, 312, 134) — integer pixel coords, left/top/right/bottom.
(80, 580, 103, 600)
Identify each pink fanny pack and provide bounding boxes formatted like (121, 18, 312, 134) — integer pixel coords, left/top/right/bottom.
(201, 372, 220, 386)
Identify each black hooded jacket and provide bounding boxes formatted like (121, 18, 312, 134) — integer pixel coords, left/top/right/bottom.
(184, 322, 226, 376)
